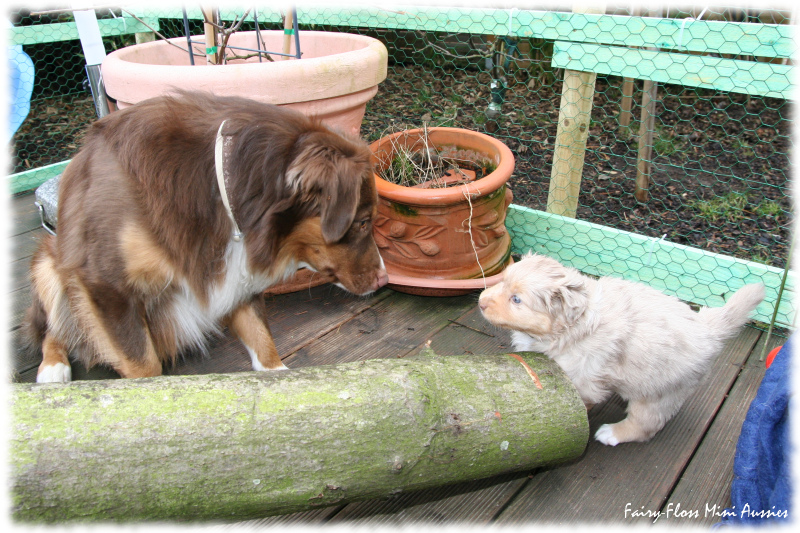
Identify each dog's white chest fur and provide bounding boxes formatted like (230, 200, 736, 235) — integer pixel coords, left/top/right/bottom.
(169, 240, 278, 350)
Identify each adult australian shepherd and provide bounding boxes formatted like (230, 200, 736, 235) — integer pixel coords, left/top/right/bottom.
(25, 91, 388, 383)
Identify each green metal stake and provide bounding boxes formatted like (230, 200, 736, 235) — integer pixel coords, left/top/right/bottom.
(759, 237, 794, 361)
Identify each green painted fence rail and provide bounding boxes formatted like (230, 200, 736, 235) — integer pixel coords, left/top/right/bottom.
(176, 7, 795, 60)
(552, 41, 794, 99)
(8, 161, 69, 195)
(9, 16, 159, 46)
(506, 204, 795, 328)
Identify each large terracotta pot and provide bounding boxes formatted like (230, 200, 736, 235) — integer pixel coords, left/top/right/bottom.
(102, 30, 388, 135)
(370, 128, 515, 296)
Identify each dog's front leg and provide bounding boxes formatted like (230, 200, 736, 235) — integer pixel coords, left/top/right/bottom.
(229, 297, 287, 371)
(37, 335, 73, 383)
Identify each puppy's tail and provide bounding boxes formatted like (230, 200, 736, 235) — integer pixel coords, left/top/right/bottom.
(699, 283, 765, 339)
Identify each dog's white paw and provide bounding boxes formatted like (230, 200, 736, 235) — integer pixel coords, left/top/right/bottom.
(251, 360, 288, 372)
(37, 363, 72, 383)
(595, 424, 620, 446)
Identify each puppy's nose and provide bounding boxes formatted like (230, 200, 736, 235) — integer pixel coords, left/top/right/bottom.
(478, 298, 488, 311)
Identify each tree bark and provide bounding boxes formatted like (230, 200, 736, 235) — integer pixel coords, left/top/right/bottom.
(10, 350, 588, 523)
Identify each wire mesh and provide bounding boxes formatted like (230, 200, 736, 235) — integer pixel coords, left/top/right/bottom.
(7, 5, 795, 330)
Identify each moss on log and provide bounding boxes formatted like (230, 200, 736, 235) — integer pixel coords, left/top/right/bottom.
(10, 350, 588, 523)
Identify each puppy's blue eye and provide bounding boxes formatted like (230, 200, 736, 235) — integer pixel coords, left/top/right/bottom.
(511, 295, 521, 304)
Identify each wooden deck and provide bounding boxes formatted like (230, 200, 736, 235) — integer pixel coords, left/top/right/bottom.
(8, 190, 783, 526)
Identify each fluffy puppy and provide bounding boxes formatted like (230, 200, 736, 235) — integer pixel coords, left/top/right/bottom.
(479, 253, 765, 446)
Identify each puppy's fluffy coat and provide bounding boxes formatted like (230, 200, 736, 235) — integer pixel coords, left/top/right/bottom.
(479, 253, 765, 446)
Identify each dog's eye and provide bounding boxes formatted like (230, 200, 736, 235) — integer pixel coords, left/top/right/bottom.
(358, 219, 371, 232)
(510, 295, 521, 305)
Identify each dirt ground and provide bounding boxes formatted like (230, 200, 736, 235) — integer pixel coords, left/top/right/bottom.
(12, 63, 792, 269)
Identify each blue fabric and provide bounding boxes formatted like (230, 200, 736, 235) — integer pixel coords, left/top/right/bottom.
(719, 335, 793, 526)
(8, 21, 35, 143)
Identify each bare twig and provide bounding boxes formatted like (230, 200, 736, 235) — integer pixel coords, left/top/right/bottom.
(447, 319, 495, 337)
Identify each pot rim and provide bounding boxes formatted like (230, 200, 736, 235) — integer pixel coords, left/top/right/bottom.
(102, 30, 388, 106)
(370, 127, 515, 206)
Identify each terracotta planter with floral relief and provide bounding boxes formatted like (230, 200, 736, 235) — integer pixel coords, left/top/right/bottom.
(370, 128, 515, 296)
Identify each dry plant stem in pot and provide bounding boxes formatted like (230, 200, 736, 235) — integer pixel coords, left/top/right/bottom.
(371, 127, 515, 296)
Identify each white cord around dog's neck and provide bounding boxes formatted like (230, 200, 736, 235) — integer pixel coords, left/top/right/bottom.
(215, 120, 243, 242)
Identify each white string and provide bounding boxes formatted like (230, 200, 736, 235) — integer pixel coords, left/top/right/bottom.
(462, 187, 487, 289)
(677, 7, 708, 50)
(646, 234, 668, 266)
(508, 8, 517, 35)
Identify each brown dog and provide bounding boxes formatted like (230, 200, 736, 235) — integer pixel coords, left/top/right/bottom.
(25, 91, 388, 382)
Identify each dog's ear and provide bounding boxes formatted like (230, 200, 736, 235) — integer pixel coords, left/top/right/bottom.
(320, 166, 361, 243)
(287, 145, 362, 243)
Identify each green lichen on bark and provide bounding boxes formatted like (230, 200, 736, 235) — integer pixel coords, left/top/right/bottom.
(10, 351, 588, 523)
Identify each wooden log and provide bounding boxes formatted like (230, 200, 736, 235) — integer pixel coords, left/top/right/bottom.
(10, 350, 588, 523)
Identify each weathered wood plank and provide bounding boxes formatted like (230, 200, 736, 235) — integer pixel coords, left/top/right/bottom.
(427, 305, 513, 356)
(10, 229, 40, 265)
(329, 472, 530, 524)
(13, 285, 392, 382)
(657, 332, 782, 527)
(282, 291, 479, 368)
(552, 42, 794, 99)
(10, 286, 31, 332)
(158, 286, 393, 376)
(10, 192, 43, 237)
(493, 326, 761, 524)
(10, 256, 34, 293)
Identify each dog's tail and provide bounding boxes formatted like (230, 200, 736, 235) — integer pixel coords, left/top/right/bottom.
(22, 288, 48, 358)
(21, 236, 55, 360)
(699, 284, 765, 339)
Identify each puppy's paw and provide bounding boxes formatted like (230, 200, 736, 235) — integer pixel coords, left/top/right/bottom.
(37, 362, 72, 383)
(594, 424, 620, 446)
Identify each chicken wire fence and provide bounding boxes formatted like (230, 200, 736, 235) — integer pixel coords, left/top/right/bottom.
(7, 5, 795, 333)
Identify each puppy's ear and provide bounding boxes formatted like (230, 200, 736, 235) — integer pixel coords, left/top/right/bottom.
(552, 276, 588, 325)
